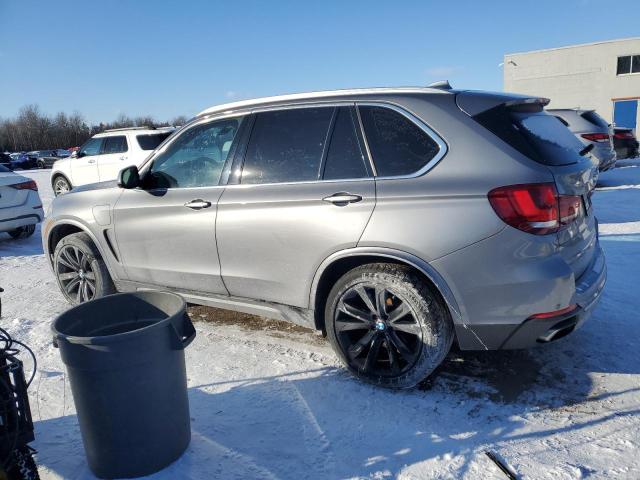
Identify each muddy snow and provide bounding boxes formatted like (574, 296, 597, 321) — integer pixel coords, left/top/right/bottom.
(1, 162, 639, 479)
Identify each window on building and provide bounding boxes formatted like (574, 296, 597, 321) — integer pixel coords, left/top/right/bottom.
(617, 55, 640, 75)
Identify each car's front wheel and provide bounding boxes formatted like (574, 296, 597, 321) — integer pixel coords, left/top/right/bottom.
(53, 232, 115, 305)
(325, 263, 453, 389)
(52, 175, 71, 196)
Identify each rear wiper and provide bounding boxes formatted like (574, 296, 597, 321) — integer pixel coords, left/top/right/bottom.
(579, 143, 595, 157)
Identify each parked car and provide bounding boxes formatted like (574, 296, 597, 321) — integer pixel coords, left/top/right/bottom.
(50, 127, 176, 195)
(43, 87, 606, 388)
(0, 153, 12, 170)
(0, 165, 44, 239)
(9, 152, 37, 170)
(612, 127, 639, 159)
(29, 150, 68, 169)
(547, 109, 616, 171)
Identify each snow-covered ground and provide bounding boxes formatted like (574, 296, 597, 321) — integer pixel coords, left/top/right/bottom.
(1, 163, 639, 479)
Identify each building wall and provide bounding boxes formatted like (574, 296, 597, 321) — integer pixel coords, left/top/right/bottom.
(504, 38, 640, 126)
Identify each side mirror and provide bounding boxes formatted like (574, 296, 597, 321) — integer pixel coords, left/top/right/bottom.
(74, 151, 83, 158)
(118, 165, 140, 189)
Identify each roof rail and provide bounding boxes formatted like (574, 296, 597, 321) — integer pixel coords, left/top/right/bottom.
(102, 126, 156, 133)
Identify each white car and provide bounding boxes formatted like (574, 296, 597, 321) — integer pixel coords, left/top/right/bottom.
(51, 127, 176, 196)
(0, 165, 44, 239)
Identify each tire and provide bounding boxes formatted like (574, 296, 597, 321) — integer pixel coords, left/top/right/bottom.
(325, 263, 453, 389)
(7, 224, 36, 239)
(37, 160, 45, 169)
(52, 175, 71, 196)
(53, 232, 115, 305)
(5, 446, 40, 480)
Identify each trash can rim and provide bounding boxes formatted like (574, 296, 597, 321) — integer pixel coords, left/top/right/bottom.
(52, 291, 186, 346)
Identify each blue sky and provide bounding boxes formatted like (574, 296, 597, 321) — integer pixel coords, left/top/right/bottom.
(1, 0, 639, 124)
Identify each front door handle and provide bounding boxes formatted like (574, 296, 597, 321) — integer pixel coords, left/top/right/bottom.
(185, 199, 212, 210)
(87, 159, 96, 164)
(322, 192, 363, 206)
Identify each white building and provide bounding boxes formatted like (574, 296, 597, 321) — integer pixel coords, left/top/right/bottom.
(504, 38, 640, 130)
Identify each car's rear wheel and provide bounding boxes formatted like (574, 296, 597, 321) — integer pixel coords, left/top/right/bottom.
(53, 232, 115, 305)
(7, 224, 36, 239)
(52, 175, 71, 196)
(325, 263, 453, 389)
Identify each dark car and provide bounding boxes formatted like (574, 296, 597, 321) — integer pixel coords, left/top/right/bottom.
(29, 150, 58, 169)
(613, 128, 639, 160)
(0, 153, 12, 170)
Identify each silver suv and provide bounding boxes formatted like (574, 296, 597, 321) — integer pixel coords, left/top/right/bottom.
(43, 88, 606, 388)
(546, 108, 616, 171)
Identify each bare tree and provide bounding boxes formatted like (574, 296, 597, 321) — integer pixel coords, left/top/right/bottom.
(0, 106, 184, 152)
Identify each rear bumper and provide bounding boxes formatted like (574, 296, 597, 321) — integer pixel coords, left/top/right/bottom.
(448, 236, 607, 351)
(497, 246, 605, 349)
(0, 192, 44, 232)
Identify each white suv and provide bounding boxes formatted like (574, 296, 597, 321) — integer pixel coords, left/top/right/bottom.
(51, 127, 176, 195)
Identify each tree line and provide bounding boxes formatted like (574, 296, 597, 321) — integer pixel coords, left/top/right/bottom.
(0, 105, 188, 152)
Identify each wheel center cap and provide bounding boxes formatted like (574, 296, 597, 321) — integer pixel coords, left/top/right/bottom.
(375, 319, 386, 331)
(78, 270, 85, 279)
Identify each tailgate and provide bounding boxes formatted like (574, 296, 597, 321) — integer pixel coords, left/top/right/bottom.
(0, 185, 29, 209)
(549, 156, 600, 279)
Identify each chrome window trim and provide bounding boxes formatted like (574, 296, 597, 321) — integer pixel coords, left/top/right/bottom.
(356, 102, 448, 181)
(140, 100, 448, 189)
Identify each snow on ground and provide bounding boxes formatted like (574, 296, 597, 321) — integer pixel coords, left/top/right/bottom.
(1, 163, 639, 479)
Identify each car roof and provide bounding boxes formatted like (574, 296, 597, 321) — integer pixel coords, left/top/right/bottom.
(196, 87, 453, 117)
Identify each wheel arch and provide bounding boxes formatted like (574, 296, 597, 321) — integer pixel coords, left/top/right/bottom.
(51, 172, 72, 190)
(46, 220, 113, 274)
(310, 247, 463, 332)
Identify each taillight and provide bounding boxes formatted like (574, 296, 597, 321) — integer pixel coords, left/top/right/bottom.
(581, 133, 610, 143)
(488, 183, 581, 235)
(614, 131, 635, 139)
(9, 180, 38, 191)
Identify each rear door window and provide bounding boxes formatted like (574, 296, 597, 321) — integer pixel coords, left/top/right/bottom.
(241, 107, 334, 184)
(137, 132, 172, 151)
(102, 136, 128, 154)
(358, 105, 440, 177)
(322, 108, 369, 180)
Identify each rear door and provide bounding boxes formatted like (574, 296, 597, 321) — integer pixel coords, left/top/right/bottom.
(71, 137, 102, 186)
(216, 105, 376, 308)
(98, 135, 129, 181)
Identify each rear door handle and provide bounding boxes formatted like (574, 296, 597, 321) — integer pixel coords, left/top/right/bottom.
(322, 192, 363, 206)
(184, 199, 212, 210)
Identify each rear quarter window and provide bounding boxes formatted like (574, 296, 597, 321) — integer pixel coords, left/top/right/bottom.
(358, 105, 440, 177)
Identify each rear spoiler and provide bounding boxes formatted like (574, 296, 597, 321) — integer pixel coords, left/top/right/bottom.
(456, 91, 550, 117)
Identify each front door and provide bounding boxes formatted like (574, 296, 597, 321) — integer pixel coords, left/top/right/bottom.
(216, 106, 376, 308)
(113, 116, 246, 294)
(71, 137, 102, 186)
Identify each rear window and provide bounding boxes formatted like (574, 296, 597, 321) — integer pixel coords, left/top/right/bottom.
(580, 111, 609, 129)
(137, 133, 172, 151)
(473, 105, 584, 166)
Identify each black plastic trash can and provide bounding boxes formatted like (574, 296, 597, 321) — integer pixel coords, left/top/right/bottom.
(52, 291, 196, 479)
